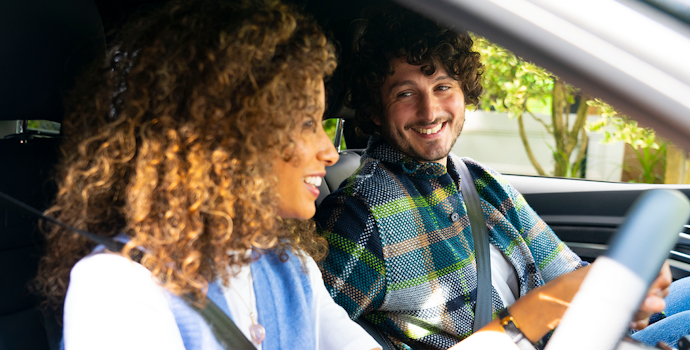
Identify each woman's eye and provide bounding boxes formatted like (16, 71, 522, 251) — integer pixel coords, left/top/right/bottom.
(303, 119, 315, 129)
(437, 86, 451, 91)
(397, 91, 412, 98)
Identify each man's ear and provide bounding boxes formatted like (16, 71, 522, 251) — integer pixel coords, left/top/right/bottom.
(372, 114, 381, 126)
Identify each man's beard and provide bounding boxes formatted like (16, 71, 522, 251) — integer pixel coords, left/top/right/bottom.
(379, 117, 464, 163)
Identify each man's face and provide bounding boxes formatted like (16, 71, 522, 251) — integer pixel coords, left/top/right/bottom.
(377, 59, 466, 164)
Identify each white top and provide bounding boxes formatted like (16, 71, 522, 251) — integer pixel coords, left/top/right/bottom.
(63, 252, 381, 350)
(490, 244, 519, 306)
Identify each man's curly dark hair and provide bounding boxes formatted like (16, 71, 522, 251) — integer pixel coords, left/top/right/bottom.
(346, 5, 483, 136)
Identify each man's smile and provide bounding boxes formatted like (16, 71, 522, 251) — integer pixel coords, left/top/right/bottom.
(411, 122, 445, 135)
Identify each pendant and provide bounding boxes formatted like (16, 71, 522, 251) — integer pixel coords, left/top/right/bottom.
(249, 323, 266, 344)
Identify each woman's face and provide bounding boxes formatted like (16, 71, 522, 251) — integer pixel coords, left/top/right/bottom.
(273, 81, 339, 220)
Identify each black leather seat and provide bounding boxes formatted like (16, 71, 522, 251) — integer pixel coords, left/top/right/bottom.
(0, 1, 105, 349)
(0, 138, 61, 350)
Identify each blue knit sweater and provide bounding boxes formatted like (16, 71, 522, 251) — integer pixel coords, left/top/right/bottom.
(168, 249, 314, 350)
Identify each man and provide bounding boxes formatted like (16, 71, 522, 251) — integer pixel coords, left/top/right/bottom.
(315, 5, 675, 350)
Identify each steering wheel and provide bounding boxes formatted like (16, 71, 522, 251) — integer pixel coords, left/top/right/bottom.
(546, 189, 690, 350)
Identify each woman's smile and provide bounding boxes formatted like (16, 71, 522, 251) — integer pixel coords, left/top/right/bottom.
(303, 175, 324, 198)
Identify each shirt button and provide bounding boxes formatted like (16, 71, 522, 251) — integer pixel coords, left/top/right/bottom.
(425, 168, 434, 175)
(450, 212, 460, 222)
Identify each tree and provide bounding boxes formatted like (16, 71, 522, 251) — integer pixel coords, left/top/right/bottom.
(473, 35, 589, 177)
(586, 99, 667, 183)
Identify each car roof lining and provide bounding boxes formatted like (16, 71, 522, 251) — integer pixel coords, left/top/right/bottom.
(0, 0, 106, 122)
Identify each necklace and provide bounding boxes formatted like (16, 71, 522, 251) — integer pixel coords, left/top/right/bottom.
(229, 266, 266, 345)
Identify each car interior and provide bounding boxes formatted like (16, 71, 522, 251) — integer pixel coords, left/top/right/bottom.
(0, 1, 105, 349)
(2, 0, 690, 349)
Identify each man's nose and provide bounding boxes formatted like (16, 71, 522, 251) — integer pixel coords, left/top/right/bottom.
(417, 92, 438, 122)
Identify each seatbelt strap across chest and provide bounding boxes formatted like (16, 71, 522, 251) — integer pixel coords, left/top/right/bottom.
(456, 159, 493, 332)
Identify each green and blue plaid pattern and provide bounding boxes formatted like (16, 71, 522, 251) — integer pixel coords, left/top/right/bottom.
(315, 137, 586, 350)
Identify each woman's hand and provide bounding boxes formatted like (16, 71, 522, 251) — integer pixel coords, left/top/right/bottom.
(630, 262, 672, 330)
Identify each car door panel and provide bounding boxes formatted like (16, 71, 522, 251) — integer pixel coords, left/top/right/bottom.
(506, 174, 690, 278)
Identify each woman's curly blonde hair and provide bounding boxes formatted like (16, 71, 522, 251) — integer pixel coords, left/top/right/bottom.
(34, 0, 336, 310)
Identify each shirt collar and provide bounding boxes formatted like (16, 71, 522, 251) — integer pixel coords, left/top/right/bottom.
(364, 135, 450, 179)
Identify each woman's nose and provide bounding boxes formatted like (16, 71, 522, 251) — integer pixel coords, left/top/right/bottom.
(317, 127, 339, 166)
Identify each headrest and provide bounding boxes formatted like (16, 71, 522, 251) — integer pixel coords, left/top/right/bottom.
(347, 19, 368, 52)
(0, 0, 105, 122)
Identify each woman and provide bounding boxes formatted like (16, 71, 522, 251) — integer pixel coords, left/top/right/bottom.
(33, 1, 380, 349)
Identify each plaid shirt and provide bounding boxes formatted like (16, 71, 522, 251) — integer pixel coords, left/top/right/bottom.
(315, 137, 586, 350)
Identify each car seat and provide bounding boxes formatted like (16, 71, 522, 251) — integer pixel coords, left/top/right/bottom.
(316, 17, 397, 350)
(0, 1, 105, 349)
(316, 17, 370, 206)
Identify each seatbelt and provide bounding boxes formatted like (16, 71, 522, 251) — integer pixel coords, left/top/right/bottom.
(0, 190, 256, 350)
(456, 159, 493, 332)
(188, 298, 256, 350)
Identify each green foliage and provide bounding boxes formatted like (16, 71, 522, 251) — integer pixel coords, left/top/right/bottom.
(473, 35, 554, 118)
(473, 34, 587, 178)
(586, 99, 667, 183)
(585, 99, 661, 150)
(551, 146, 584, 178)
(26, 120, 61, 132)
(525, 96, 551, 115)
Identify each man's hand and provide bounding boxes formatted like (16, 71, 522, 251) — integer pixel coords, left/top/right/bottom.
(451, 263, 672, 348)
(630, 262, 672, 330)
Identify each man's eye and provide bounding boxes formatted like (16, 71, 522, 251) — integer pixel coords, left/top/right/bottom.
(397, 91, 412, 98)
(437, 86, 451, 91)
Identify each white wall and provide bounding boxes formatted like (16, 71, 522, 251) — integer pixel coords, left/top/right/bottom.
(451, 110, 625, 181)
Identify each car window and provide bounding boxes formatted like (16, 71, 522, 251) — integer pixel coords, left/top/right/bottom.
(26, 120, 61, 135)
(323, 118, 346, 149)
(0, 120, 61, 139)
(447, 35, 684, 185)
